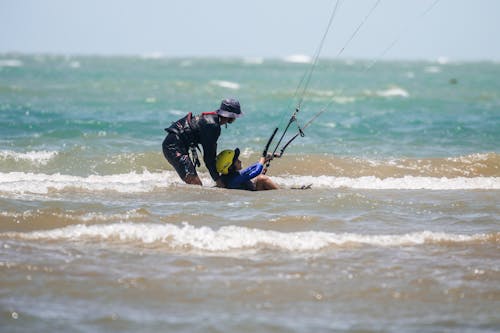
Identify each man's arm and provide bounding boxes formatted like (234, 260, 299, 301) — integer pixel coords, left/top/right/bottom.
(199, 124, 221, 182)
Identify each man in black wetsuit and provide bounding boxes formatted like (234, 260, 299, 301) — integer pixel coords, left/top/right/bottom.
(162, 98, 243, 186)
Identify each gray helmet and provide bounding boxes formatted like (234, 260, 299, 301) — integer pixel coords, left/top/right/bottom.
(216, 98, 243, 118)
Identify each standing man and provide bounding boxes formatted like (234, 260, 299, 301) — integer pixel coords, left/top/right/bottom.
(162, 98, 243, 186)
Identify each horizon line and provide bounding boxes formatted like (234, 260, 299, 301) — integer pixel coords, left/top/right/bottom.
(1, 51, 498, 63)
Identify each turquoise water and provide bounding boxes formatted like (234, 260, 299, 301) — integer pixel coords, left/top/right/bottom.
(1, 56, 499, 162)
(1, 55, 499, 333)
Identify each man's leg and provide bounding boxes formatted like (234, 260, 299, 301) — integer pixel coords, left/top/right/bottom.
(163, 137, 202, 186)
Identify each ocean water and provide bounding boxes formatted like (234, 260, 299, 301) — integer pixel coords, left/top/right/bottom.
(0, 54, 499, 332)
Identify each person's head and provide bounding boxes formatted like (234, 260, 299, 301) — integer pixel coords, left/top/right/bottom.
(216, 148, 241, 175)
(216, 98, 243, 125)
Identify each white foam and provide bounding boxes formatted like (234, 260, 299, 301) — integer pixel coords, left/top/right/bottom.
(79, 209, 149, 222)
(0, 171, 185, 194)
(273, 175, 500, 190)
(283, 54, 312, 64)
(332, 96, 356, 104)
(0, 208, 147, 222)
(3, 223, 493, 252)
(0, 59, 23, 67)
(210, 80, 240, 90)
(376, 86, 409, 98)
(0, 150, 58, 165)
(0, 172, 498, 195)
(446, 153, 491, 163)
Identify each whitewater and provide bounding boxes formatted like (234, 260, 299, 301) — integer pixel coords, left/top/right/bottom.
(1, 55, 499, 333)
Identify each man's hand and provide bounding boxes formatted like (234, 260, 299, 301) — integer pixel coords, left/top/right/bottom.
(265, 153, 277, 162)
(185, 175, 202, 186)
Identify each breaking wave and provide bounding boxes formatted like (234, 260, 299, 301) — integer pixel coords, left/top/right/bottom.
(0, 171, 498, 195)
(210, 80, 240, 90)
(0, 150, 58, 166)
(2, 223, 496, 252)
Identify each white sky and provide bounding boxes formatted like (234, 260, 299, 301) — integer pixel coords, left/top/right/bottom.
(1, 0, 499, 60)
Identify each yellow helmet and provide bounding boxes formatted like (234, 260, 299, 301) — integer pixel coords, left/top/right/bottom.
(216, 148, 240, 175)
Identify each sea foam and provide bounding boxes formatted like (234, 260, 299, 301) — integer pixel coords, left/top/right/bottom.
(283, 54, 312, 64)
(0, 150, 58, 166)
(2, 223, 494, 252)
(0, 171, 182, 194)
(274, 175, 500, 190)
(376, 87, 409, 98)
(210, 80, 240, 90)
(0, 59, 23, 67)
(0, 172, 499, 195)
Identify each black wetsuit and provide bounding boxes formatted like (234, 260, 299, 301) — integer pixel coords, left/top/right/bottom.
(162, 112, 221, 182)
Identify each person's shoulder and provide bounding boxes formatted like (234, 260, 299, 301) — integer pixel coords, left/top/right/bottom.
(199, 113, 219, 127)
(199, 112, 218, 119)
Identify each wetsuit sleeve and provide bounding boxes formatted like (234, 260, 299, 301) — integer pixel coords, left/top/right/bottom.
(200, 122, 221, 181)
(227, 162, 263, 188)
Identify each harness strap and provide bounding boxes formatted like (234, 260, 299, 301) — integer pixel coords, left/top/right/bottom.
(167, 111, 217, 168)
(190, 146, 201, 167)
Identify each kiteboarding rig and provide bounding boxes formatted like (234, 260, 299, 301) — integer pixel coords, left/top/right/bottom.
(261, 0, 440, 174)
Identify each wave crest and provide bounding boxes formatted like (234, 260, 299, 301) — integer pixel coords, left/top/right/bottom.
(2, 223, 495, 252)
(0, 171, 499, 195)
(0, 150, 58, 166)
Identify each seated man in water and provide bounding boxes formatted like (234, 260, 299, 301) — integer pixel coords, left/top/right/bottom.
(216, 148, 279, 191)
